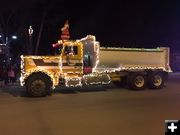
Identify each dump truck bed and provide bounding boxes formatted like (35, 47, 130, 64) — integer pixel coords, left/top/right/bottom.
(96, 47, 171, 72)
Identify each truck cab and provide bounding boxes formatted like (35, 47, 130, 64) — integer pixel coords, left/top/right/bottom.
(61, 41, 83, 75)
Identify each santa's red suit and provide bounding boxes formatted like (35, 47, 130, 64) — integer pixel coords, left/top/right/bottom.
(61, 20, 70, 40)
(52, 20, 70, 48)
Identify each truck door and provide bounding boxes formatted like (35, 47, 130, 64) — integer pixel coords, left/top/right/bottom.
(62, 43, 83, 74)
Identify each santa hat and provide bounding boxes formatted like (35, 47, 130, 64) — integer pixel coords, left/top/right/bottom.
(61, 20, 69, 31)
(64, 20, 69, 28)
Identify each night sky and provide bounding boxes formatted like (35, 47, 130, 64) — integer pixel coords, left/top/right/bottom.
(0, 0, 180, 56)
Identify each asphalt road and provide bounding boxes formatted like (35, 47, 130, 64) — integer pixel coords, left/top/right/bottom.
(0, 74, 179, 135)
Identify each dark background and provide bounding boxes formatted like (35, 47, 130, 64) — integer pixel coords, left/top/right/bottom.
(0, 0, 180, 70)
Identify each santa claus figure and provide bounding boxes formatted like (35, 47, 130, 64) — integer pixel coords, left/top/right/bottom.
(52, 20, 70, 50)
(61, 20, 70, 41)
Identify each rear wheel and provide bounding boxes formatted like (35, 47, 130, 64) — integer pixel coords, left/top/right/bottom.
(127, 73, 146, 90)
(147, 72, 164, 89)
(25, 73, 52, 97)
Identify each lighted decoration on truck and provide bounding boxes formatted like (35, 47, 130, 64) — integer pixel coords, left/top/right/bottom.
(20, 34, 171, 97)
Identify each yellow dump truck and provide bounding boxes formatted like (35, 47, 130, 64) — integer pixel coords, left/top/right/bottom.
(20, 35, 171, 96)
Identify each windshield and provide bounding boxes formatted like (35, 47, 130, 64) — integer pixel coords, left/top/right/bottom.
(54, 45, 63, 55)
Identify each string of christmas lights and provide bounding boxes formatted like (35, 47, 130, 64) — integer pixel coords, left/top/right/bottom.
(20, 35, 171, 90)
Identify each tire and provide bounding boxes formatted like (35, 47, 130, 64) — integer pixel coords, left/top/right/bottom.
(25, 73, 53, 97)
(147, 72, 164, 89)
(127, 73, 146, 90)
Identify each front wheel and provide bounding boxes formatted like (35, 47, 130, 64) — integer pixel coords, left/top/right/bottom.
(25, 73, 53, 97)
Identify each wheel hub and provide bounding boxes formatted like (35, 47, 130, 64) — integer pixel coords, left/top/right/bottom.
(31, 80, 46, 94)
(134, 76, 144, 88)
(153, 75, 162, 86)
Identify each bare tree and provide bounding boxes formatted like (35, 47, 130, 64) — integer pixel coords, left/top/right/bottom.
(35, 10, 47, 55)
(34, 0, 55, 55)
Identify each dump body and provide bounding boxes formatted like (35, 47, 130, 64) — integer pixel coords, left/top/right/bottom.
(96, 47, 171, 72)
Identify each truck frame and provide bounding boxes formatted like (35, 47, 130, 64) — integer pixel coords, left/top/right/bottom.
(20, 35, 171, 97)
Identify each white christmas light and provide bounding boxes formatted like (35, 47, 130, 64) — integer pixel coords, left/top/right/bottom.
(83, 73, 111, 85)
(64, 76, 82, 87)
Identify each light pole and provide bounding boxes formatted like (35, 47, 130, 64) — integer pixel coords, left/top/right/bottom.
(5, 35, 17, 45)
(6, 37, 8, 45)
(28, 25, 33, 54)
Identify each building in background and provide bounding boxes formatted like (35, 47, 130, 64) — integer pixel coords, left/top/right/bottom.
(0, 44, 9, 81)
